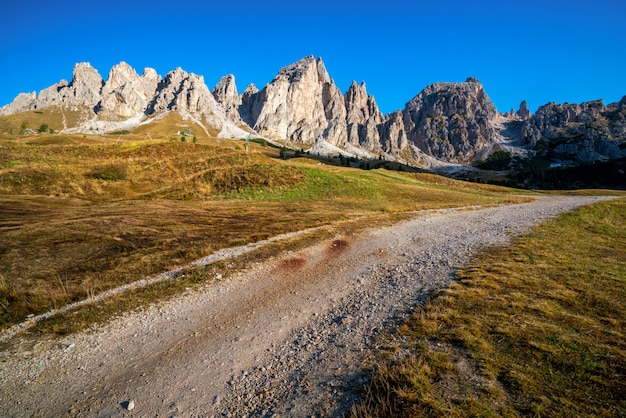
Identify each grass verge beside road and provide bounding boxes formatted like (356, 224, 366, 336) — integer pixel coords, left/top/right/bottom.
(352, 198, 626, 417)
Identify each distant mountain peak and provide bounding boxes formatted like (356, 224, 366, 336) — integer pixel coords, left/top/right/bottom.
(1, 57, 624, 169)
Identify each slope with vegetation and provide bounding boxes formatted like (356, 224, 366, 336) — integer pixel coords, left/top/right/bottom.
(352, 198, 626, 417)
(0, 115, 529, 336)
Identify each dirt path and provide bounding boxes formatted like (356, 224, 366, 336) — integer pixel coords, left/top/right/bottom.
(0, 196, 614, 417)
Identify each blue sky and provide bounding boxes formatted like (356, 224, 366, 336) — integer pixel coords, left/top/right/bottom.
(1, 0, 625, 115)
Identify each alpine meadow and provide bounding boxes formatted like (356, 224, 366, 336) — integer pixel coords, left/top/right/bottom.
(0, 56, 624, 417)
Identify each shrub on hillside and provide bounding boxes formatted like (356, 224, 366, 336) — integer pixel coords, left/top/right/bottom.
(203, 163, 304, 193)
(475, 151, 512, 171)
(88, 164, 128, 181)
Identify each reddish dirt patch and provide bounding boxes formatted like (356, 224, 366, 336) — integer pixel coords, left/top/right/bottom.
(278, 257, 307, 271)
(327, 239, 349, 256)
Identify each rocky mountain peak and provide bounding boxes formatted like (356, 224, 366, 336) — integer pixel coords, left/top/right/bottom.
(212, 75, 239, 102)
(145, 68, 191, 114)
(151, 68, 217, 116)
(242, 55, 347, 144)
(97, 62, 159, 118)
(0, 62, 105, 114)
(465, 76, 481, 84)
(516, 100, 531, 119)
(212, 74, 242, 123)
(402, 79, 498, 162)
(141, 67, 158, 80)
(242, 83, 258, 96)
(69, 62, 104, 106)
(344, 80, 384, 149)
(0, 92, 36, 115)
(315, 57, 332, 85)
(520, 98, 626, 162)
(345, 81, 369, 123)
(139, 68, 160, 97)
(380, 110, 409, 153)
(276, 55, 317, 82)
(102, 62, 139, 93)
(239, 83, 259, 127)
(144, 67, 248, 138)
(2, 56, 623, 169)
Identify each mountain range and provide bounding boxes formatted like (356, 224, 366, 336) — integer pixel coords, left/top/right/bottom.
(2, 55, 625, 174)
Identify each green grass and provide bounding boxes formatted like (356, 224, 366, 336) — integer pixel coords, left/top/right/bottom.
(233, 166, 528, 212)
(353, 198, 626, 417)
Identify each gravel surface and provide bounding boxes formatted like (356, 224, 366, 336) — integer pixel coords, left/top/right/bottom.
(0, 196, 614, 417)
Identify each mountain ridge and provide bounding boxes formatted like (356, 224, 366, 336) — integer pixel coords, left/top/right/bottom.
(2, 56, 625, 172)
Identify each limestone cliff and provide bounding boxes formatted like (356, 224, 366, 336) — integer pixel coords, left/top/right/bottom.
(345, 81, 384, 151)
(402, 77, 498, 163)
(380, 110, 409, 154)
(211, 74, 243, 124)
(0, 62, 103, 114)
(2, 57, 624, 169)
(146, 67, 248, 137)
(239, 55, 347, 146)
(97, 62, 160, 118)
(0, 62, 246, 138)
(521, 97, 626, 162)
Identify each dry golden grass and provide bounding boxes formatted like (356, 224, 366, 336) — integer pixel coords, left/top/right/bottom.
(0, 123, 533, 336)
(353, 198, 626, 417)
(0, 106, 84, 134)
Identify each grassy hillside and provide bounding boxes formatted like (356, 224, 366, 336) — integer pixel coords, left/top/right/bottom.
(0, 123, 534, 335)
(0, 106, 86, 134)
(352, 198, 626, 417)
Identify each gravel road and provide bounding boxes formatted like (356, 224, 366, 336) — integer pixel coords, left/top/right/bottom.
(0, 196, 614, 417)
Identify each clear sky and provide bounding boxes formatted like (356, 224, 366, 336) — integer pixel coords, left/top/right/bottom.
(1, 0, 625, 115)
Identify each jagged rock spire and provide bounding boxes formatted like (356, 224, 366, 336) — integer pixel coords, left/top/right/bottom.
(240, 55, 347, 145)
(97, 62, 160, 117)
